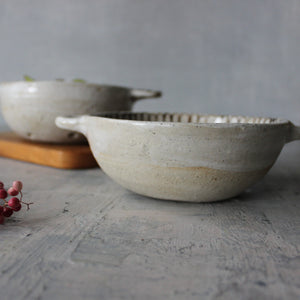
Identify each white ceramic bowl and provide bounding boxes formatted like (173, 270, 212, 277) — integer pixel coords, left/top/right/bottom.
(56, 112, 300, 202)
(0, 81, 161, 143)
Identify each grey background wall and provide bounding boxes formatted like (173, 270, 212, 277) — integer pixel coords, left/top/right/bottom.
(0, 0, 300, 128)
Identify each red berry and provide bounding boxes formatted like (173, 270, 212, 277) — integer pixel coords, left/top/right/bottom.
(12, 203, 21, 212)
(0, 206, 3, 214)
(0, 214, 4, 224)
(2, 207, 13, 217)
(13, 181, 23, 192)
(8, 197, 20, 209)
(0, 189, 8, 199)
(8, 187, 18, 196)
(0, 182, 3, 189)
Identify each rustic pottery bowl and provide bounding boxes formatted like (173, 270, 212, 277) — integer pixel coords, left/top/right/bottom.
(0, 81, 161, 143)
(56, 112, 300, 202)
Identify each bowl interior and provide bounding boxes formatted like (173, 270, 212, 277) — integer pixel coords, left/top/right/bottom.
(97, 112, 286, 125)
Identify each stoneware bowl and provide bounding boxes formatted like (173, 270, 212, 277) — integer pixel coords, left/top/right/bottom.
(55, 112, 300, 202)
(0, 81, 161, 143)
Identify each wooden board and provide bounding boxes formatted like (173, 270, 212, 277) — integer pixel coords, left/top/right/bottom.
(0, 132, 98, 169)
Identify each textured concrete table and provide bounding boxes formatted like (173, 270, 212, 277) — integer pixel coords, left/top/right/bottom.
(0, 132, 299, 300)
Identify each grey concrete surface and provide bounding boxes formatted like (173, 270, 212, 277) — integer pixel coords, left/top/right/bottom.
(0, 129, 299, 299)
(0, 0, 300, 130)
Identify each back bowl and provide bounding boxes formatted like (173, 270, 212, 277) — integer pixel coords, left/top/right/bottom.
(0, 81, 161, 143)
(56, 112, 300, 202)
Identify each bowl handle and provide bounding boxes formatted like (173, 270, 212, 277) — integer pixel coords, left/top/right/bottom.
(55, 116, 87, 135)
(286, 123, 300, 143)
(129, 88, 162, 101)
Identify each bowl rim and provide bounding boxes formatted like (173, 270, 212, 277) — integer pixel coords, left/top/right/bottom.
(0, 80, 134, 90)
(86, 112, 291, 128)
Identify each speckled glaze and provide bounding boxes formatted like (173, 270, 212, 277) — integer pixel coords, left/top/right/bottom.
(0, 81, 161, 143)
(56, 112, 300, 202)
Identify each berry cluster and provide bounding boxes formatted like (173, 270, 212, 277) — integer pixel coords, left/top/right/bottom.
(0, 181, 32, 224)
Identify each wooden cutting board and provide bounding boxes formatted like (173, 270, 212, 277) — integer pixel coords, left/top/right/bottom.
(0, 132, 98, 169)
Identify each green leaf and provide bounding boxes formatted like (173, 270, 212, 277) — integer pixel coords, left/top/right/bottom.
(72, 78, 86, 83)
(23, 75, 35, 81)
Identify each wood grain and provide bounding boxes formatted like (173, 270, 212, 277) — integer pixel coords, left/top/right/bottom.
(0, 142, 299, 300)
(0, 132, 97, 169)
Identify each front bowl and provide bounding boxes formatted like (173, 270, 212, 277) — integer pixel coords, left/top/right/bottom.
(0, 81, 161, 143)
(55, 112, 300, 202)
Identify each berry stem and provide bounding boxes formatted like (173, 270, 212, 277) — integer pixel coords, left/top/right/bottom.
(21, 201, 33, 210)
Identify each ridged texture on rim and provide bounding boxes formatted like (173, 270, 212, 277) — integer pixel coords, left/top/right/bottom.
(99, 112, 284, 124)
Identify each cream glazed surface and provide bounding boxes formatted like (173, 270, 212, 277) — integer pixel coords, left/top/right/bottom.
(0, 81, 161, 143)
(56, 112, 300, 202)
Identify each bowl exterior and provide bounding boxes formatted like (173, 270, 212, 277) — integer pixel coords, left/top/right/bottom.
(83, 116, 290, 202)
(0, 82, 135, 143)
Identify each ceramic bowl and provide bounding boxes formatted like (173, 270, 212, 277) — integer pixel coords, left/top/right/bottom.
(0, 81, 161, 143)
(56, 112, 300, 202)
